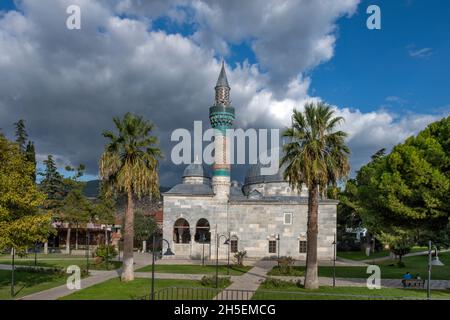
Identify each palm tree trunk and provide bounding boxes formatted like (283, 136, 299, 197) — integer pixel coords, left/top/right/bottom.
(121, 190, 135, 281)
(305, 183, 319, 289)
(66, 224, 71, 255)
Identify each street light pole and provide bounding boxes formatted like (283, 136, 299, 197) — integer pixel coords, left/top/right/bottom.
(85, 230, 90, 275)
(11, 247, 15, 297)
(151, 234, 156, 300)
(215, 233, 230, 288)
(277, 234, 280, 266)
(150, 236, 174, 300)
(215, 234, 219, 289)
(332, 234, 336, 288)
(427, 240, 432, 300)
(34, 242, 38, 267)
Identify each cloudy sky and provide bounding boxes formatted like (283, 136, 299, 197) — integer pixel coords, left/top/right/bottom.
(0, 0, 449, 186)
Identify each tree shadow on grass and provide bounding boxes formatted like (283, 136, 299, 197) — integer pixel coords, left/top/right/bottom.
(0, 269, 64, 297)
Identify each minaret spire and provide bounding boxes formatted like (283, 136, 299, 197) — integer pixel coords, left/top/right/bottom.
(209, 59, 235, 200)
(214, 60, 231, 106)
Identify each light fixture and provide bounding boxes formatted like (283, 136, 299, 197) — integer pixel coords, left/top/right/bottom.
(164, 247, 175, 256)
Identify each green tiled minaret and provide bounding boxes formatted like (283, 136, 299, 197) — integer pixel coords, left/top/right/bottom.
(209, 61, 235, 198)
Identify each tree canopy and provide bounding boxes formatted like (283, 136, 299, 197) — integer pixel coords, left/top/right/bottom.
(341, 116, 450, 249)
(0, 135, 53, 251)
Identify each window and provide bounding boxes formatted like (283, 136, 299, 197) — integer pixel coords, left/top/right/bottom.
(194, 218, 210, 243)
(284, 212, 293, 225)
(268, 240, 277, 253)
(230, 239, 238, 253)
(299, 240, 307, 253)
(173, 218, 191, 244)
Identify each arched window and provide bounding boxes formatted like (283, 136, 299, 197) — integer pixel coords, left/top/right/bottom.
(195, 218, 211, 243)
(173, 218, 191, 244)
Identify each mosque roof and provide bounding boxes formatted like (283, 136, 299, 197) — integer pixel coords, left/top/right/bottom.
(182, 163, 210, 178)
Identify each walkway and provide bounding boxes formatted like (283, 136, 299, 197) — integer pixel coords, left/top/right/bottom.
(15, 255, 151, 300)
(360, 249, 450, 264)
(214, 260, 276, 300)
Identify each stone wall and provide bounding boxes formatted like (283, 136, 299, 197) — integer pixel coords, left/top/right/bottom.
(163, 195, 337, 261)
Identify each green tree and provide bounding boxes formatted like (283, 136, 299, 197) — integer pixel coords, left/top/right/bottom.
(25, 141, 36, 182)
(57, 183, 91, 254)
(281, 102, 350, 289)
(40, 155, 66, 210)
(358, 117, 449, 245)
(0, 134, 54, 252)
(133, 209, 157, 250)
(100, 113, 162, 281)
(14, 119, 28, 152)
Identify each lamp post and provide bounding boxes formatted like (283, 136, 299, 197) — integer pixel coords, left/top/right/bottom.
(332, 234, 337, 288)
(427, 240, 445, 300)
(215, 233, 230, 289)
(227, 232, 231, 275)
(11, 247, 15, 297)
(104, 225, 110, 271)
(276, 234, 280, 267)
(151, 235, 174, 300)
(200, 233, 206, 267)
(34, 242, 38, 267)
(85, 229, 90, 275)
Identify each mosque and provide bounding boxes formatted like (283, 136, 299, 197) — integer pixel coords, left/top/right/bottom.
(162, 63, 337, 261)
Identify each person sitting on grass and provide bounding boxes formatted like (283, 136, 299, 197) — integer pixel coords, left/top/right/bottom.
(401, 271, 413, 287)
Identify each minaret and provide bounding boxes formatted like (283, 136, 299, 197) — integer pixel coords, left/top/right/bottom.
(209, 61, 235, 199)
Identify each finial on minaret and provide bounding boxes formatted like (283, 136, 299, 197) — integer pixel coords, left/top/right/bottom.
(215, 60, 230, 105)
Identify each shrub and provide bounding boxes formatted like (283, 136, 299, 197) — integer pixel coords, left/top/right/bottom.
(278, 256, 295, 274)
(234, 250, 247, 266)
(261, 277, 302, 288)
(200, 275, 231, 288)
(95, 244, 118, 262)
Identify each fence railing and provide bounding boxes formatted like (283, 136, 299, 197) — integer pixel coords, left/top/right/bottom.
(133, 286, 440, 301)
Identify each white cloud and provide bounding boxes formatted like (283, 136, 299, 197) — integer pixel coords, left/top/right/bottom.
(0, 0, 445, 185)
(408, 47, 433, 59)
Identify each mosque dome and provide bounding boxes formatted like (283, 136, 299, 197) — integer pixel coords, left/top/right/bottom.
(182, 163, 210, 178)
(244, 163, 285, 185)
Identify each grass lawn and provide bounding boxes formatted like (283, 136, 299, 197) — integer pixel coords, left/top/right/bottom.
(0, 269, 68, 300)
(136, 264, 251, 275)
(252, 284, 450, 300)
(0, 257, 122, 271)
(337, 246, 428, 261)
(61, 278, 226, 300)
(268, 252, 450, 280)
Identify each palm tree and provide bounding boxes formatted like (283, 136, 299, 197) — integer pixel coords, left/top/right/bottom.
(281, 102, 350, 289)
(100, 113, 161, 281)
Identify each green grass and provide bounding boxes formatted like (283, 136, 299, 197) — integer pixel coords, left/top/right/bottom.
(0, 269, 68, 300)
(337, 246, 429, 261)
(61, 278, 226, 300)
(337, 250, 390, 261)
(252, 283, 450, 300)
(269, 252, 450, 280)
(136, 264, 251, 275)
(0, 258, 122, 271)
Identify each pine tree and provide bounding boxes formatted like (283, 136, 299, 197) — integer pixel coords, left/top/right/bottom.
(14, 119, 28, 152)
(25, 141, 36, 182)
(40, 155, 66, 209)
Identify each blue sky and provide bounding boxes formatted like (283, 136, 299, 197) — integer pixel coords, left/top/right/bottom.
(0, 0, 448, 185)
(311, 0, 450, 115)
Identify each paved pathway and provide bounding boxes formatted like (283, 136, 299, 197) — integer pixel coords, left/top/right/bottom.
(16, 255, 150, 300)
(213, 260, 276, 300)
(270, 276, 450, 289)
(360, 249, 450, 264)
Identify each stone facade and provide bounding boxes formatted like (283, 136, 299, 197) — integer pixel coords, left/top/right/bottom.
(162, 63, 337, 261)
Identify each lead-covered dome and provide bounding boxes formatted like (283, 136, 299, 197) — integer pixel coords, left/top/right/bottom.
(182, 163, 210, 178)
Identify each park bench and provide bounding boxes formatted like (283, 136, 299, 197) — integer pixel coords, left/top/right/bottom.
(402, 279, 425, 288)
